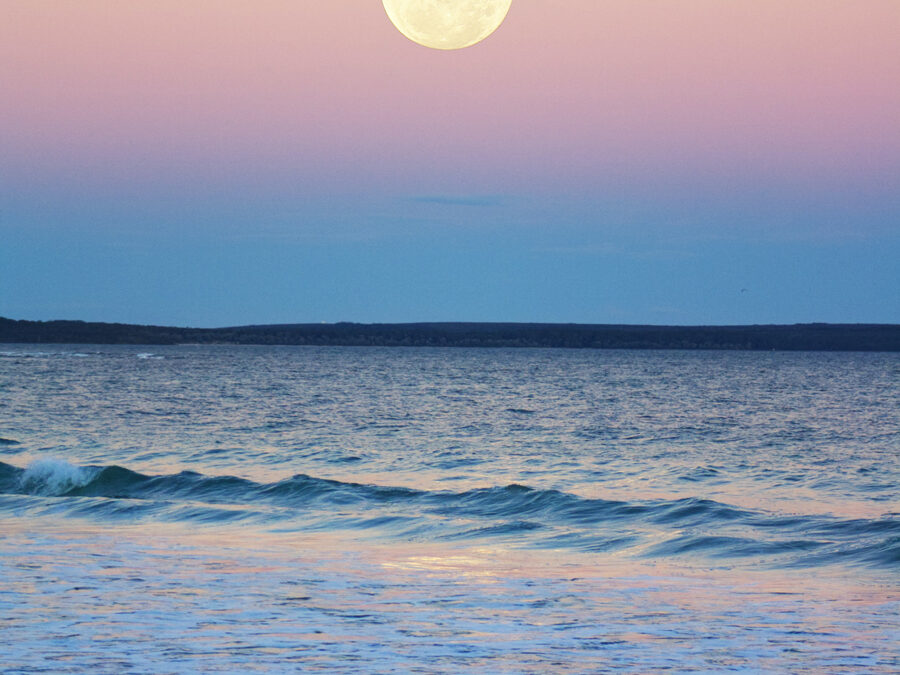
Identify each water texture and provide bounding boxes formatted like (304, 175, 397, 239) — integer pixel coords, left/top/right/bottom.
(1, 345, 898, 672)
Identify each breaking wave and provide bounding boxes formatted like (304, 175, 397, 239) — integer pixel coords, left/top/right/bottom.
(1, 459, 897, 569)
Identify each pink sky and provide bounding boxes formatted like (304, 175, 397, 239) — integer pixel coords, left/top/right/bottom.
(3, 0, 899, 198)
(2, 1, 898, 325)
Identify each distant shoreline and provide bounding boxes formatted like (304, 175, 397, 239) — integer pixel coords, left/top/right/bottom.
(2, 317, 898, 351)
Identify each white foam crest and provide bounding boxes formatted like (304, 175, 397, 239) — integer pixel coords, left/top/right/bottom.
(19, 458, 95, 496)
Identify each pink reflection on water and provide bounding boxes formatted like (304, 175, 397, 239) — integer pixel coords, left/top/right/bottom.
(2, 516, 897, 672)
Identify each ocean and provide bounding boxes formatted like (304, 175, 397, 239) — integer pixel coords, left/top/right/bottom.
(1, 344, 898, 673)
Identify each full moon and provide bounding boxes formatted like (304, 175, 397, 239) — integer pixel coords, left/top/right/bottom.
(382, 0, 512, 50)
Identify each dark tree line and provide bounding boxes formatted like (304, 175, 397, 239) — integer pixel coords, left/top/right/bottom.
(1, 317, 898, 351)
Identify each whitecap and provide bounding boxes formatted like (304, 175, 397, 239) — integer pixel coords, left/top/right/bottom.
(18, 458, 95, 496)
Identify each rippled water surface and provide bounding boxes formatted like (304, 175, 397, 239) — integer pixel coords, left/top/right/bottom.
(1, 345, 898, 673)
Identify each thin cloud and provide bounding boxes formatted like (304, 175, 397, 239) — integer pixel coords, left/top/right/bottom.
(407, 195, 504, 207)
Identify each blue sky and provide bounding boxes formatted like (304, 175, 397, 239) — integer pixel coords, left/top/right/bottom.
(3, 189, 897, 326)
(2, 1, 898, 326)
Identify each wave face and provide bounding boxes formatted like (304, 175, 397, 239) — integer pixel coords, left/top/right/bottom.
(2, 459, 897, 568)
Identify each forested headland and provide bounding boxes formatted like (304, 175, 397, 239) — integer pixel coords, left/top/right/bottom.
(1, 317, 898, 351)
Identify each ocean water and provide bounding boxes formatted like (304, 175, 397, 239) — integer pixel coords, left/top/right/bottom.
(1, 344, 898, 673)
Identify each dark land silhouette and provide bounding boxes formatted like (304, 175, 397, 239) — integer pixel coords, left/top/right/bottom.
(1, 317, 898, 351)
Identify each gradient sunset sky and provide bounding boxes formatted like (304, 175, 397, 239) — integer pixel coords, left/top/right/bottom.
(2, 0, 898, 326)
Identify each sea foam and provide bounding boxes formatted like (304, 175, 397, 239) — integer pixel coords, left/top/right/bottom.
(19, 458, 95, 496)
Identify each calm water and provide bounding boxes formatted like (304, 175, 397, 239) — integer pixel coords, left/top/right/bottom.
(1, 345, 898, 673)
